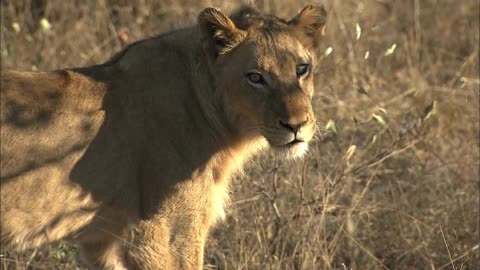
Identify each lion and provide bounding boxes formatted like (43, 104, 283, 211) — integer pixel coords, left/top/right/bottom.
(1, 4, 327, 269)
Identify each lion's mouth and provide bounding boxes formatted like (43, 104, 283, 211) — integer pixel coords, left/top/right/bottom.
(265, 135, 308, 148)
(285, 138, 305, 146)
(270, 139, 309, 159)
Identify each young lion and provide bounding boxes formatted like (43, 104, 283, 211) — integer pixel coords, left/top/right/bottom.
(1, 4, 327, 269)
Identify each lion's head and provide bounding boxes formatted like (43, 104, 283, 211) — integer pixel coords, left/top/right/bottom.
(198, 5, 327, 158)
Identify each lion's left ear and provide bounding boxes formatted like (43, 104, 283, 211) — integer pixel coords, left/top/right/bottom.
(198, 8, 246, 59)
(288, 5, 328, 50)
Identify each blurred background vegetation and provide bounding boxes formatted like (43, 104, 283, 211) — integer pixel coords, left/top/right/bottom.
(1, 0, 479, 269)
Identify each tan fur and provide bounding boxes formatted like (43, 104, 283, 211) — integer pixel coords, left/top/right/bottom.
(1, 5, 327, 270)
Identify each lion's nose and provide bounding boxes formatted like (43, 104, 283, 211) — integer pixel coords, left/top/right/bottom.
(279, 118, 308, 135)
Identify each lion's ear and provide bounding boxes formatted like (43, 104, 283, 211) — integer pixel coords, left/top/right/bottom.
(198, 8, 245, 59)
(288, 5, 327, 50)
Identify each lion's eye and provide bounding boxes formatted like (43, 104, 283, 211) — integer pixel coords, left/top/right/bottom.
(296, 64, 310, 77)
(246, 72, 266, 87)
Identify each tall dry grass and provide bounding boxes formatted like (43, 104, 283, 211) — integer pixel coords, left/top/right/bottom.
(1, 0, 479, 269)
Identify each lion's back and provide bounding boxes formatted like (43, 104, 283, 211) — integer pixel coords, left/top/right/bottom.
(0, 70, 106, 180)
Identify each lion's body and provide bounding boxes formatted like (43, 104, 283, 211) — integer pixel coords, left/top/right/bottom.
(1, 5, 326, 269)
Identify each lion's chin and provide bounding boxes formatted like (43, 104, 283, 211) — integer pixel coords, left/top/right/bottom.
(271, 141, 309, 159)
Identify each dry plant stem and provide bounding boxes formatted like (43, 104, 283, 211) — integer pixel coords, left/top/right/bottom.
(342, 228, 390, 270)
(367, 140, 419, 168)
(440, 226, 456, 270)
(437, 244, 479, 270)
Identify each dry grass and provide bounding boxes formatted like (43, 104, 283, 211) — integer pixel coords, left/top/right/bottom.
(1, 0, 479, 269)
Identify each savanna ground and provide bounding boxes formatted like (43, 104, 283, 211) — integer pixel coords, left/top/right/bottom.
(1, 0, 479, 269)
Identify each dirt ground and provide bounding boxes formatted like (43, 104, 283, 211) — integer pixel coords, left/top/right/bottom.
(1, 0, 479, 269)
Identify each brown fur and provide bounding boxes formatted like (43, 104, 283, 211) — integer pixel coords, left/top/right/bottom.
(0, 5, 327, 270)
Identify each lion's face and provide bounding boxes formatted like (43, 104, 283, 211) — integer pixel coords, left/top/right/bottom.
(215, 35, 316, 158)
(199, 5, 327, 158)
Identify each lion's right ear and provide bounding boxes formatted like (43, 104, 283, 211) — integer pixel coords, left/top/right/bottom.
(198, 8, 245, 59)
(288, 5, 328, 50)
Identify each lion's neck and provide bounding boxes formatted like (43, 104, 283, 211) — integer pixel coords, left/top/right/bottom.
(108, 27, 268, 222)
(189, 135, 267, 223)
(186, 63, 268, 224)
(188, 45, 267, 182)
